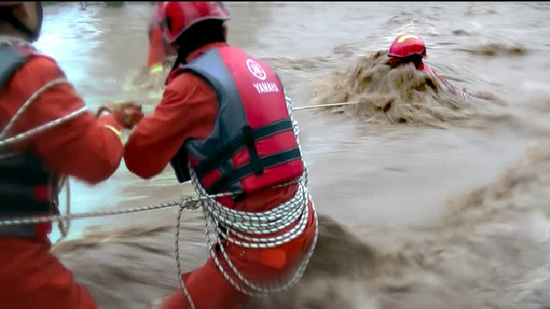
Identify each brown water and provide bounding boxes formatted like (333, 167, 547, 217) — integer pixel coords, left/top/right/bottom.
(30, 2, 550, 309)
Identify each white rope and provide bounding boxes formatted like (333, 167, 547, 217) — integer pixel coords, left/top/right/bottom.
(54, 176, 72, 244)
(0, 107, 87, 151)
(0, 78, 72, 140)
(174, 202, 198, 309)
(0, 199, 188, 226)
(0, 78, 87, 161)
(0, 104, 344, 152)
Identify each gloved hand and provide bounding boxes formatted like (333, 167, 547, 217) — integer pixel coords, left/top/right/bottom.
(97, 100, 144, 130)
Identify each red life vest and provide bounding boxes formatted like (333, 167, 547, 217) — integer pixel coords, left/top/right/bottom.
(420, 62, 467, 100)
(0, 43, 57, 238)
(169, 45, 305, 196)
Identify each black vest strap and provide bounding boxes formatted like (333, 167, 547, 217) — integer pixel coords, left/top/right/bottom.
(0, 153, 50, 185)
(195, 119, 293, 178)
(242, 125, 263, 176)
(206, 147, 302, 194)
(0, 154, 52, 216)
(170, 146, 191, 183)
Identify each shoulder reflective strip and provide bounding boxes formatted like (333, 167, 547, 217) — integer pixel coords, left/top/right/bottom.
(150, 63, 164, 74)
(104, 125, 123, 143)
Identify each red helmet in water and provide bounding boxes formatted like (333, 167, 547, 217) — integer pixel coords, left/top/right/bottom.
(160, 1, 230, 44)
(388, 34, 427, 59)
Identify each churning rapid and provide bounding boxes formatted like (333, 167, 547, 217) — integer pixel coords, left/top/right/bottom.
(32, 2, 550, 309)
(309, 50, 510, 128)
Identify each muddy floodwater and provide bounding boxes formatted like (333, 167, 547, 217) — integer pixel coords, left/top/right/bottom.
(27, 2, 550, 309)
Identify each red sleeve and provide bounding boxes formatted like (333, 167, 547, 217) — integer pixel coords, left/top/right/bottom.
(0, 56, 124, 185)
(423, 62, 467, 99)
(123, 72, 219, 180)
(148, 27, 166, 68)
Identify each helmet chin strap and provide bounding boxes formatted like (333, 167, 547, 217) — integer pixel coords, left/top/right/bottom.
(6, 2, 43, 42)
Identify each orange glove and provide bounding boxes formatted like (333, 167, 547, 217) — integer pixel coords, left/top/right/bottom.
(97, 100, 144, 130)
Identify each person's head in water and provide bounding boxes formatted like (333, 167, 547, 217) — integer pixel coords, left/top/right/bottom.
(0, 2, 43, 42)
(387, 34, 427, 70)
(160, 1, 230, 66)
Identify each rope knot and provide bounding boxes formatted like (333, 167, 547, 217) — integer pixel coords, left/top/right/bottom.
(180, 197, 202, 210)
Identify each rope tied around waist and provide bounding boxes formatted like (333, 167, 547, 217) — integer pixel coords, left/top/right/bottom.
(173, 95, 318, 309)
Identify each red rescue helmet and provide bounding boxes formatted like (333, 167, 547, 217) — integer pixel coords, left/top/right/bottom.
(160, 1, 230, 44)
(388, 34, 427, 59)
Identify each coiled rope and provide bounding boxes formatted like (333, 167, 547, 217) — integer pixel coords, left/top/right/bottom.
(171, 94, 319, 309)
